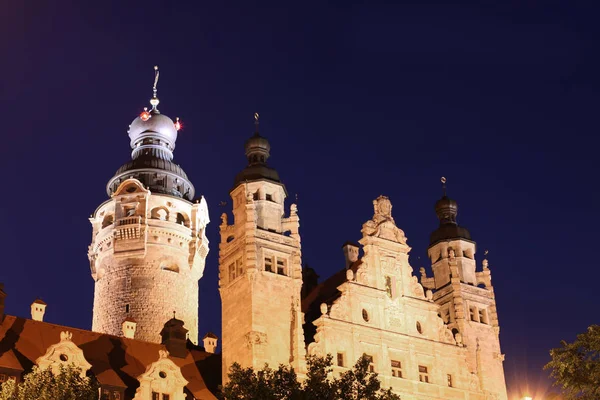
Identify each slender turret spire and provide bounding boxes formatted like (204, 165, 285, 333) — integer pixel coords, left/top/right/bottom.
(150, 65, 160, 112)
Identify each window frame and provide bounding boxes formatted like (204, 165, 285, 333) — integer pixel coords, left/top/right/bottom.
(418, 365, 430, 383)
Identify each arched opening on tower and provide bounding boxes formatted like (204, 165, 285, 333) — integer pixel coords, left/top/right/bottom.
(151, 207, 169, 221)
(176, 212, 190, 227)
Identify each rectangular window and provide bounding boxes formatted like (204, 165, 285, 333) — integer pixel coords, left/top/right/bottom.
(113, 392, 121, 400)
(479, 309, 487, 324)
(264, 256, 273, 273)
(125, 304, 130, 313)
(418, 365, 429, 383)
(337, 352, 344, 367)
(469, 306, 478, 322)
(0, 374, 5, 382)
(229, 264, 236, 281)
(152, 393, 159, 400)
(266, 194, 273, 201)
(447, 374, 453, 387)
(253, 192, 259, 200)
(277, 259, 286, 275)
(101, 390, 110, 400)
(391, 360, 402, 378)
(365, 355, 375, 372)
(236, 258, 243, 278)
(162, 395, 170, 400)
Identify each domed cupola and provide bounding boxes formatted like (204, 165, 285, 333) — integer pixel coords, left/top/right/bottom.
(233, 113, 283, 189)
(429, 177, 472, 246)
(107, 66, 194, 200)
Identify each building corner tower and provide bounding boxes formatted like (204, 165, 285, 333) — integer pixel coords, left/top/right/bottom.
(88, 67, 210, 344)
(423, 181, 508, 400)
(219, 116, 305, 382)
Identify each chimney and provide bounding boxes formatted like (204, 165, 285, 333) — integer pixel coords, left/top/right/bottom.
(160, 316, 188, 358)
(0, 284, 6, 322)
(342, 242, 360, 269)
(122, 317, 137, 339)
(31, 299, 47, 322)
(202, 332, 218, 353)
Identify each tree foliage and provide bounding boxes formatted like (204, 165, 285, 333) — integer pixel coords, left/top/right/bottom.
(0, 364, 99, 400)
(220, 354, 400, 400)
(544, 324, 600, 400)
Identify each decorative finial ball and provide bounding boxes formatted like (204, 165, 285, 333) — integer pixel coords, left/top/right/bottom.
(346, 269, 354, 281)
(154, 65, 158, 71)
(441, 176, 446, 184)
(426, 289, 433, 301)
(320, 303, 328, 315)
(150, 97, 160, 107)
(174, 117, 181, 131)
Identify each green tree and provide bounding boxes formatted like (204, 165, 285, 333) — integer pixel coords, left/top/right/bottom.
(0, 364, 99, 400)
(544, 324, 600, 400)
(220, 354, 400, 400)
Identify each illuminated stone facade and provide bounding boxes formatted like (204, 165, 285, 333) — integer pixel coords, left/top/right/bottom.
(305, 196, 507, 400)
(218, 128, 305, 381)
(219, 125, 508, 399)
(89, 180, 209, 344)
(88, 73, 210, 344)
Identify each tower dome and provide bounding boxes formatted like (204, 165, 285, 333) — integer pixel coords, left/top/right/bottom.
(233, 113, 283, 189)
(429, 178, 471, 245)
(106, 66, 193, 200)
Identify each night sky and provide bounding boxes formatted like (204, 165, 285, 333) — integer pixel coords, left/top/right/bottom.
(2, 1, 599, 398)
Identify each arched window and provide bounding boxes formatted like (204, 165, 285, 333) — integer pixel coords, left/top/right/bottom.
(151, 207, 168, 221)
(176, 213, 189, 227)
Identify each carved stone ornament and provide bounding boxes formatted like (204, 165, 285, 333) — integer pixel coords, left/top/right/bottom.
(436, 319, 456, 345)
(36, 331, 92, 377)
(133, 350, 189, 400)
(409, 276, 425, 298)
(362, 196, 407, 244)
(245, 331, 268, 347)
(329, 292, 349, 321)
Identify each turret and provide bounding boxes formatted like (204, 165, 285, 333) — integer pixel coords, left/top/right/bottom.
(88, 67, 210, 344)
(219, 114, 305, 383)
(424, 178, 508, 400)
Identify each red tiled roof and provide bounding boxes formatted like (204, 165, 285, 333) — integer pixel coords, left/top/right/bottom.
(0, 315, 220, 399)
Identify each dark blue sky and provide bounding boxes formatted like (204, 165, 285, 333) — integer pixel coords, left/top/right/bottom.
(2, 1, 598, 397)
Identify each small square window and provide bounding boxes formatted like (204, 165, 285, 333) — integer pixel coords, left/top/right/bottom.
(162, 395, 170, 400)
(391, 360, 402, 378)
(266, 194, 273, 201)
(337, 353, 344, 367)
(277, 259, 286, 275)
(0, 374, 6, 382)
(265, 257, 273, 273)
(479, 309, 487, 324)
(418, 365, 429, 383)
(152, 392, 159, 400)
(364, 355, 375, 372)
(469, 306, 478, 322)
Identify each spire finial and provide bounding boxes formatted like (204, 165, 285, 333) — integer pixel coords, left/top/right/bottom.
(173, 310, 176, 319)
(150, 66, 160, 111)
(441, 176, 447, 196)
(254, 112, 260, 133)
